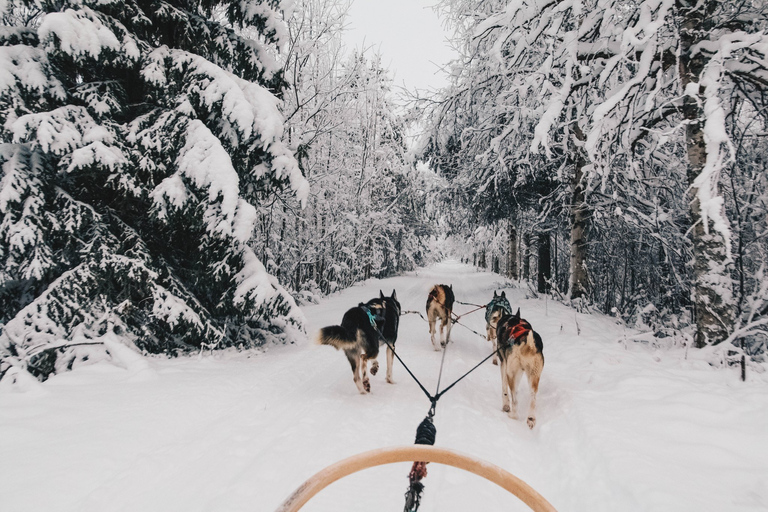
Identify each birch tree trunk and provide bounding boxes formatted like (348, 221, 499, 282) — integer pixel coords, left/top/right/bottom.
(678, 0, 734, 347)
(569, 131, 590, 300)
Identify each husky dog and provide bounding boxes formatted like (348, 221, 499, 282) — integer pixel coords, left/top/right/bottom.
(426, 284, 454, 351)
(496, 308, 544, 428)
(486, 291, 512, 365)
(316, 298, 387, 394)
(366, 290, 401, 383)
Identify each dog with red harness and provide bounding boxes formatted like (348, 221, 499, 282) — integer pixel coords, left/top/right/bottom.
(495, 308, 544, 428)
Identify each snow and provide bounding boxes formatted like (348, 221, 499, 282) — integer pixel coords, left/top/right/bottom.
(140, 47, 309, 207)
(0, 45, 66, 101)
(1, 261, 767, 512)
(39, 8, 121, 60)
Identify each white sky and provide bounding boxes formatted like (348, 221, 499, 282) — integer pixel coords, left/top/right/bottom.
(342, 0, 456, 93)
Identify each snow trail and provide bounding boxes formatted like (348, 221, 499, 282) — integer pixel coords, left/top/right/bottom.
(1, 261, 767, 512)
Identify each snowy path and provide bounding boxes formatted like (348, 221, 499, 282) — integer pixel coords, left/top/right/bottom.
(1, 261, 767, 512)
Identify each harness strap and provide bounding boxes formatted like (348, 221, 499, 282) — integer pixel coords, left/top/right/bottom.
(360, 304, 378, 327)
(509, 322, 531, 341)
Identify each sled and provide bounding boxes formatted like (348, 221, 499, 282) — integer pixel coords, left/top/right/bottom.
(276, 444, 557, 511)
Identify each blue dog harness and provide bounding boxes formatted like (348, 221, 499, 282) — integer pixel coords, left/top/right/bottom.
(485, 296, 512, 323)
(361, 305, 378, 327)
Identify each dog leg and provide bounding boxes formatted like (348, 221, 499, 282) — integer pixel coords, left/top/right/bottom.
(439, 315, 447, 348)
(492, 333, 498, 366)
(428, 316, 440, 351)
(346, 351, 367, 394)
(507, 368, 520, 419)
(445, 314, 453, 345)
(386, 345, 395, 384)
(526, 369, 541, 429)
(500, 361, 510, 413)
(360, 355, 370, 393)
(370, 359, 379, 376)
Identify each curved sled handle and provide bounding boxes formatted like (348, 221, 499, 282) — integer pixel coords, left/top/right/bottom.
(275, 445, 557, 512)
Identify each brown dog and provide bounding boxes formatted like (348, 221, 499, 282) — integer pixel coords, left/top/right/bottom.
(496, 308, 544, 428)
(426, 284, 454, 351)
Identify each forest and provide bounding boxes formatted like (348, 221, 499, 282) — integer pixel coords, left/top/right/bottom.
(1, 0, 767, 382)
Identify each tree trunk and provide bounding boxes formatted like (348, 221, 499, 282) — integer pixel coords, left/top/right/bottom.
(538, 232, 551, 294)
(507, 221, 518, 279)
(523, 233, 531, 280)
(569, 136, 590, 300)
(679, 0, 734, 347)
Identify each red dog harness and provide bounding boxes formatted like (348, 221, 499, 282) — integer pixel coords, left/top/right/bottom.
(508, 321, 532, 341)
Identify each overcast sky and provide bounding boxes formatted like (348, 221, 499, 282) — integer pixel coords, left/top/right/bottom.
(341, 0, 456, 93)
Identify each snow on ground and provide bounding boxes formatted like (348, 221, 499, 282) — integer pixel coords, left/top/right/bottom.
(1, 261, 767, 512)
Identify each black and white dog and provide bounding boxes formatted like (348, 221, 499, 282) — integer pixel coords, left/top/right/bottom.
(368, 290, 401, 383)
(316, 290, 400, 393)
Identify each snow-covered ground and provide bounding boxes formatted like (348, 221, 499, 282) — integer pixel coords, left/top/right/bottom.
(1, 261, 767, 512)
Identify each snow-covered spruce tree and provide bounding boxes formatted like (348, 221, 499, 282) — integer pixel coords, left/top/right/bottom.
(0, 0, 309, 380)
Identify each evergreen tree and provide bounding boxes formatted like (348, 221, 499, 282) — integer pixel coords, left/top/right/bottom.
(0, 0, 308, 380)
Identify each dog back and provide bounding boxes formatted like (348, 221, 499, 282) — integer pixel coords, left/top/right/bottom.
(497, 314, 544, 356)
(426, 284, 454, 314)
(317, 300, 385, 358)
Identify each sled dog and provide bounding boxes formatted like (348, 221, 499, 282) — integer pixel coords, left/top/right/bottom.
(426, 284, 454, 351)
(316, 291, 399, 393)
(496, 308, 544, 428)
(365, 290, 401, 383)
(486, 290, 512, 365)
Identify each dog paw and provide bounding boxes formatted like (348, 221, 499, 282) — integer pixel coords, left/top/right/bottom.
(370, 362, 379, 376)
(386, 377, 395, 384)
(492, 358, 498, 366)
(527, 417, 536, 429)
(502, 404, 510, 413)
(363, 378, 371, 393)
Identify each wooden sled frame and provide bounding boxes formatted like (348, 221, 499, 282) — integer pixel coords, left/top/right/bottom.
(276, 445, 557, 512)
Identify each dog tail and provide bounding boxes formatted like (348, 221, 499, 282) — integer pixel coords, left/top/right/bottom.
(525, 330, 536, 349)
(315, 325, 357, 350)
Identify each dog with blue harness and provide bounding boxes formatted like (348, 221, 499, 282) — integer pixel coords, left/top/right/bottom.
(316, 298, 387, 394)
(486, 291, 512, 365)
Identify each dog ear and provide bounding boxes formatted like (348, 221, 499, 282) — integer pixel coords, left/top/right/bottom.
(501, 291, 506, 298)
(449, 284, 453, 289)
(380, 290, 384, 299)
(514, 307, 520, 319)
(494, 290, 498, 298)
(392, 289, 397, 300)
